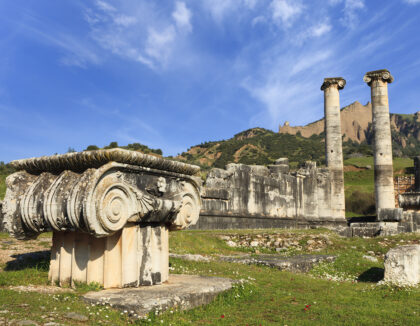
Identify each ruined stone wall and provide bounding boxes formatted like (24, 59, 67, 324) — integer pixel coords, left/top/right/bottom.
(0, 200, 3, 232)
(193, 160, 346, 230)
(394, 176, 415, 208)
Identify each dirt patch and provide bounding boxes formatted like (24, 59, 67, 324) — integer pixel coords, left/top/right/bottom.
(344, 165, 367, 172)
(0, 236, 51, 269)
(8, 285, 72, 294)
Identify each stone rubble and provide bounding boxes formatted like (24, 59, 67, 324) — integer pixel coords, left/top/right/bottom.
(218, 233, 333, 253)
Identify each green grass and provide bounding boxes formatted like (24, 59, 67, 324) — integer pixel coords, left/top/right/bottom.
(1, 229, 419, 325)
(344, 157, 413, 175)
(343, 157, 414, 216)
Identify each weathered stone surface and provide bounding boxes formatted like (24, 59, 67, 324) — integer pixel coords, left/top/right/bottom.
(321, 77, 346, 220)
(169, 253, 212, 262)
(3, 149, 202, 239)
(364, 69, 395, 216)
(83, 274, 233, 317)
(384, 245, 420, 286)
(198, 160, 347, 230)
(349, 222, 399, 237)
(377, 208, 403, 221)
(0, 200, 3, 232)
(64, 312, 89, 322)
(3, 149, 202, 289)
(220, 254, 336, 272)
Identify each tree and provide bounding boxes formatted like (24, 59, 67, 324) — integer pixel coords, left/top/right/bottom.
(85, 145, 99, 151)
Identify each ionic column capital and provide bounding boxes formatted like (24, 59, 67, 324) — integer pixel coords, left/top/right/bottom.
(363, 69, 394, 86)
(321, 77, 346, 91)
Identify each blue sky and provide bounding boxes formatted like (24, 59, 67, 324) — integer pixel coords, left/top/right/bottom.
(0, 0, 419, 162)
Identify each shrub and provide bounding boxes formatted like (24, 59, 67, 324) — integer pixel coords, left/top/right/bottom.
(346, 191, 376, 215)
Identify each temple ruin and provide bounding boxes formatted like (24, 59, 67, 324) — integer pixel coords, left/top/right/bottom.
(1, 69, 419, 286)
(195, 69, 419, 235)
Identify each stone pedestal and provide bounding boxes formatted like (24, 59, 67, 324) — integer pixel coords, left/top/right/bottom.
(321, 77, 346, 220)
(384, 245, 420, 286)
(364, 70, 395, 216)
(49, 224, 169, 288)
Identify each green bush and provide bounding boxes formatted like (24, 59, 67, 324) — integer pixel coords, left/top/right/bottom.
(346, 190, 376, 215)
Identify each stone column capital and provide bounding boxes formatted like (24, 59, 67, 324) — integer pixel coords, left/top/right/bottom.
(363, 69, 394, 86)
(321, 77, 346, 91)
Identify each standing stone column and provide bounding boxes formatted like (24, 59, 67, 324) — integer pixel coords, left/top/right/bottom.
(321, 78, 346, 220)
(363, 69, 396, 215)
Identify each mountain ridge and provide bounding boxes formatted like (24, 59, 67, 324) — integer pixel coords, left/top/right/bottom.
(176, 101, 420, 169)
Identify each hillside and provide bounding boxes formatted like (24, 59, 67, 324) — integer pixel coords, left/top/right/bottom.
(175, 102, 420, 170)
(175, 128, 372, 170)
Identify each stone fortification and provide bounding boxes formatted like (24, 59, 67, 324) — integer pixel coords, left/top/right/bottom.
(193, 159, 347, 230)
(279, 101, 373, 143)
(2, 149, 202, 288)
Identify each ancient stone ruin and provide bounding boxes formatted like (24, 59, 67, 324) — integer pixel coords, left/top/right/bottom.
(1, 69, 419, 262)
(196, 69, 419, 236)
(2, 149, 202, 288)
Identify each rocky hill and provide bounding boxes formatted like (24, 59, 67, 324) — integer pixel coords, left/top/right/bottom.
(176, 101, 420, 170)
(279, 101, 420, 149)
(279, 101, 373, 143)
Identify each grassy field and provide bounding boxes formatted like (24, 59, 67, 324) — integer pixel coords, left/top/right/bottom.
(343, 157, 413, 216)
(0, 229, 419, 325)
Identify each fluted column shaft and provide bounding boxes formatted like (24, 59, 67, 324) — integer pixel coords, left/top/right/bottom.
(321, 78, 346, 220)
(364, 70, 395, 212)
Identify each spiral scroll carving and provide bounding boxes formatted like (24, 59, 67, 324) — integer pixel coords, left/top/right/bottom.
(3, 161, 202, 239)
(170, 182, 201, 230)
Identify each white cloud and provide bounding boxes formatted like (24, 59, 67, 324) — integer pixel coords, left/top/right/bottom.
(403, 0, 420, 3)
(291, 50, 333, 75)
(144, 26, 176, 65)
(202, 0, 259, 22)
(340, 0, 365, 28)
(113, 15, 137, 27)
(95, 0, 116, 13)
(252, 15, 267, 26)
(310, 22, 332, 37)
(172, 2, 192, 32)
(83, 1, 194, 70)
(294, 21, 332, 44)
(270, 0, 304, 28)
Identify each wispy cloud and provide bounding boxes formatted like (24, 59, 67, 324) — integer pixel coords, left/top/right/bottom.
(402, 0, 420, 4)
(270, 0, 304, 28)
(340, 0, 365, 28)
(85, 0, 193, 70)
(172, 1, 192, 32)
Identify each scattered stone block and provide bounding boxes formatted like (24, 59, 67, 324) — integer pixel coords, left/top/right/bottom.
(220, 254, 336, 273)
(83, 274, 232, 317)
(64, 312, 89, 322)
(384, 245, 420, 286)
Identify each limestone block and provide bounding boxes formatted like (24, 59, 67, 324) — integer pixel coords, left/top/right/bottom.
(49, 224, 169, 288)
(384, 245, 420, 286)
(377, 208, 403, 221)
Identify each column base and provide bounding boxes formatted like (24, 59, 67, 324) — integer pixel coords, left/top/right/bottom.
(377, 208, 403, 222)
(48, 223, 169, 289)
